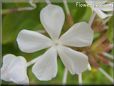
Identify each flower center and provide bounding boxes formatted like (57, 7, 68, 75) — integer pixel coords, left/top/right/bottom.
(53, 40, 62, 46)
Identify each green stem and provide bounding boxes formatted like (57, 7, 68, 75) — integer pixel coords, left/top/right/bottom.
(62, 68, 68, 84)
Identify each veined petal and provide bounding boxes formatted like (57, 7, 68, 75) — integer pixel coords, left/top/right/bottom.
(1, 54, 29, 84)
(32, 47, 57, 81)
(94, 8, 108, 19)
(40, 4, 65, 40)
(17, 29, 53, 53)
(57, 46, 89, 74)
(60, 22, 93, 47)
(98, 4, 113, 11)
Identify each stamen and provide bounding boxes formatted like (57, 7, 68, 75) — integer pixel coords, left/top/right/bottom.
(62, 68, 68, 84)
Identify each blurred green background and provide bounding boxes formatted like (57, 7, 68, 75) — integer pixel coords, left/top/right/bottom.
(2, 2, 113, 85)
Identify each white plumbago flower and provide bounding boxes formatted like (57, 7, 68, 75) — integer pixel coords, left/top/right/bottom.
(17, 4, 94, 81)
(1, 54, 29, 84)
(86, 0, 113, 19)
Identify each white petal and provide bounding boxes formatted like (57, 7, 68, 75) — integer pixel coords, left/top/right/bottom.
(17, 29, 53, 53)
(40, 4, 65, 40)
(2, 54, 16, 68)
(57, 46, 89, 74)
(98, 4, 113, 11)
(32, 47, 57, 81)
(1, 54, 16, 81)
(86, 0, 107, 5)
(60, 22, 93, 47)
(1, 54, 29, 84)
(94, 8, 108, 19)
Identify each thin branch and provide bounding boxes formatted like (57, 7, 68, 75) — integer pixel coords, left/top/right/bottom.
(2, 0, 37, 15)
(103, 17, 111, 24)
(29, 0, 37, 9)
(63, 0, 70, 15)
(109, 61, 114, 68)
(102, 52, 114, 60)
(62, 68, 68, 84)
(45, 0, 51, 4)
(27, 57, 39, 67)
(63, 0, 73, 26)
(89, 11, 96, 26)
(99, 68, 114, 83)
(104, 44, 113, 52)
(37, 30, 46, 33)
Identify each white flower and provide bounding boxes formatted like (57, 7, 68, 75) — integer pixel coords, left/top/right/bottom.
(17, 4, 94, 81)
(1, 54, 29, 84)
(86, 0, 113, 19)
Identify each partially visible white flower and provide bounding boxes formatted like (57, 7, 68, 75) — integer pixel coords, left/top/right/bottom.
(1, 54, 29, 84)
(17, 4, 94, 81)
(86, 0, 113, 19)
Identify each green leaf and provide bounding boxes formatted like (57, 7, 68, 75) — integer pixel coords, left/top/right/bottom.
(2, 3, 46, 44)
(69, 2, 92, 23)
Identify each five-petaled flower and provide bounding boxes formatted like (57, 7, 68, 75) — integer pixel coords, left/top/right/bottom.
(17, 4, 94, 81)
(86, 0, 113, 19)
